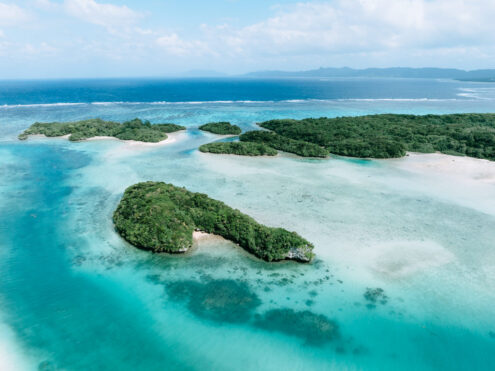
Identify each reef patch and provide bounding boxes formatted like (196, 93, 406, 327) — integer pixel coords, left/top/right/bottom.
(166, 279, 261, 323)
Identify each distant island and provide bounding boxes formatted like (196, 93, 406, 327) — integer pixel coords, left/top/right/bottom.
(457, 77, 495, 83)
(244, 67, 495, 81)
(199, 142, 277, 156)
(113, 182, 314, 262)
(18, 118, 185, 142)
(199, 122, 242, 135)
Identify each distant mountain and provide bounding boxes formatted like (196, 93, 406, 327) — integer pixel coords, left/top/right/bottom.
(244, 67, 495, 81)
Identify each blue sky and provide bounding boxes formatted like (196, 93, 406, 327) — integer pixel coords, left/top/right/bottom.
(1, 0, 495, 78)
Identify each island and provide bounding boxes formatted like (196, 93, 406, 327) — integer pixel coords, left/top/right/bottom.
(240, 131, 329, 157)
(18, 118, 186, 142)
(199, 142, 277, 156)
(229, 113, 495, 160)
(199, 122, 242, 135)
(113, 181, 314, 262)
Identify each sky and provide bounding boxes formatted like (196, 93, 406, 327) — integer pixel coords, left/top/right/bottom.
(1, 0, 495, 78)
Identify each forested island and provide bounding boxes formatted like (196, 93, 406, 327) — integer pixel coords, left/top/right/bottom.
(201, 113, 495, 160)
(240, 131, 329, 157)
(113, 182, 314, 262)
(199, 122, 242, 135)
(258, 114, 495, 159)
(199, 142, 277, 156)
(20, 114, 495, 160)
(18, 118, 185, 142)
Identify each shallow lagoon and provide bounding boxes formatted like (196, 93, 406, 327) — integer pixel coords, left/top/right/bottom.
(1, 82, 495, 370)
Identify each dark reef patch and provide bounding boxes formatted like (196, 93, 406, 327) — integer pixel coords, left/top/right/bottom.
(38, 360, 56, 371)
(255, 308, 340, 345)
(305, 299, 314, 307)
(364, 288, 388, 309)
(166, 279, 261, 323)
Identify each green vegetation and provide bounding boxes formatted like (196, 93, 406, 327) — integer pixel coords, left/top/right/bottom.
(240, 131, 329, 158)
(199, 141, 277, 156)
(113, 181, 314, 262)
(18, 118, 185, 142)
(258, 114, 495, 160)
(199, 121, 242, 135)
(207, 113, 495, 159)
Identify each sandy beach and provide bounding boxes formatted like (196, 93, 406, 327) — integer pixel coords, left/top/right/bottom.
(84, 130, 185, 148)
(396, 152, 495, 183)
(25, 131, 185, 148)
(192, 230, 230, 245)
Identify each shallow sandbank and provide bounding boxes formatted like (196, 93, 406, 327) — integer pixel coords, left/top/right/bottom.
(85, 131, 184, 147)
(24, 131, 185, 148)
(395, 152, 495, 183)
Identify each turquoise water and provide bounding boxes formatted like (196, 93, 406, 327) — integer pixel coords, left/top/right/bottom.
(1, 79, 495, 370)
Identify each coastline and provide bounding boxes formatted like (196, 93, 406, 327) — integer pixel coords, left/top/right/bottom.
(23, 131, 185, 147)
(86, 131, 183, 147)
(198, 151, 280, 159)
(394, 152, 495, 183)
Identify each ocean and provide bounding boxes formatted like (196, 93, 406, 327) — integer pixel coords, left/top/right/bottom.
(0, 78, 494, 370)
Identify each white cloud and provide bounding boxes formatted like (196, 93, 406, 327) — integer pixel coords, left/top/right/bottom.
(162, 0, 495, 64)
(156, 33, 211, 57)
(3, 0, 495, 76)
(34, 0, 59, 11)
(135, 27, 153, 36)
(64, 0, 142, 31)
(21, 41, 57, 56)
(0, 2, 30, 26)
(224, 0, 495, 56)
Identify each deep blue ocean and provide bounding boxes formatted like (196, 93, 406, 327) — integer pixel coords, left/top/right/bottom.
(0, 77, 487, 105)
(1, 78, 494, 371)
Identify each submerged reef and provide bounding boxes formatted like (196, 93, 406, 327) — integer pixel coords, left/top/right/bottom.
(199, 141, 277, 156)
(18, 118, 185, 142)
(199, 121, 242, 135)
(255, 308, 340, 345)
(363, 288, 388, 309)
(113, 181, 314, 262)
(166, 279, 261, 323)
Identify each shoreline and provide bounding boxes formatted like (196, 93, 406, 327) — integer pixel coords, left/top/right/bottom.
(86, 131, 183, 147)
(198, 151, 280, 159)
(23, 131, 186, 147)
(392, 151, 495, 183)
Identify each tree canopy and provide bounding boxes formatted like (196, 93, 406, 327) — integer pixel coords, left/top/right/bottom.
(199, 122, 242, 135)
(113, 182, 314, 262)
(19, 118, 185, 143)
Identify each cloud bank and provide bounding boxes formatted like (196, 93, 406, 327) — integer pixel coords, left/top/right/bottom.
(1, 0, 495, 77)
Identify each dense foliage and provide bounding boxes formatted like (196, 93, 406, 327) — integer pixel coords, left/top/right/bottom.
(259, 114, 495, 160)
(240, 130, 329, 158)
(199, 142, 277, 156)
(18, 118, 185, 142)
(199, 122, 242, 135)
(113, 182, 314, 262)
